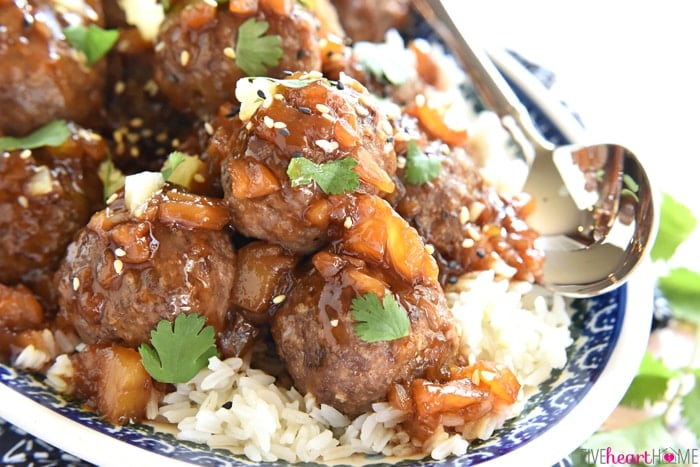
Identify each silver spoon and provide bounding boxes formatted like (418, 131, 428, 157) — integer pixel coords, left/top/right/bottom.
(413, 0, 656, 297)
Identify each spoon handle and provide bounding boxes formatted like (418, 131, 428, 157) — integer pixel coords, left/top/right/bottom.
(412, 0, 553, 160)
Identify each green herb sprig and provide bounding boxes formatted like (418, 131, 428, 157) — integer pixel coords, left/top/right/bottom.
(0, 120, 71, 152)
(235, 18, 283, 76)
(287, 156, 360, 195)
(351, 292, 410, 343)
(63, 24, 119, 66)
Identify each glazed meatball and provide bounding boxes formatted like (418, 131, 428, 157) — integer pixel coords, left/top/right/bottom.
(330, 0, 410, 42)
(0, 124, 106, 309)
(153, 0, 323, 118)
(55, 186, 241, 350)
(272, 194, 458, 415)
(395, 137, 544, 284)
(0, 0, 107, 136)
(217, 74, 397, 254)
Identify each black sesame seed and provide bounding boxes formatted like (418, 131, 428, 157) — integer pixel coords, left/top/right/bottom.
(256, 89, 266, 99)
(279, 127, 290, 137)
(292, 151, 303, 158)
(447, 275, 458, 284)
(336, 81, 345, 90)
(226, 106, 241, 118)
(387, 136, 394, 143)
(298, 106, 311, 115)
(296, 48, 308, 59)
(326, 51, 334, 58)
(475, 248, 486, 258)
(222, 401, 233, 410)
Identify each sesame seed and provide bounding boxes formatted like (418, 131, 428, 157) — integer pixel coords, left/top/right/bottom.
(330, 319, 339, 327)
(354, 104, 369, 117)
(272, 294, 286, 304)
(72, 277, 80, 291)
(343, 216, 353, 228)
(106, 193, 118, 204)
(380, 120, 393, 136)
(223, 47, 236, 59)
(469, 201, 485, 222)
(114, 81, 126, 94)
(180, 50, 191, 66)
(315, 139, 339, 153)
(130, 147, 140, 158)
(17, 196, 28, 208)
(194, 173, 205, 183)
(19, 149, 32, 159)
(459, 206, 470, 225)
(204, 122, 214, 135)
(113, 259, 124, 274)
(154, 41, 165, 52)
(256, 89, 266, 99)
(273, 93, 284, 101)
(143, 79, 159, 96)
(140, 128, 153, 138)
(278, 127, 290, 137)
(203, 0, 217, 6)
(273, 121, 287, 129)
(415, 94, 426, 106)
(321, 113, 334, 122)
(461, 238, 475, 248)
(472, 369, 481, 386)
(425, 244, 435, 255)
(155, 132, 168, 143)
(171, 138, 180, 147)
(466, 225, 481, 241)
(396, 156, 406, 169)
(245, 121, 253, 131)
(298, 106, 311, 115)
(129, 117, 144, 128)
(263, 116, 275, 128)
(114, 248, 126, 257)
(315, 103, 331, 114)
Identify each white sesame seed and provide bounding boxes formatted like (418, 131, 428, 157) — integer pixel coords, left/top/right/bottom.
(194, 173, 205, 183)
(315, 103, 331, 114)
(396, 156, 406, 169)
(380, 120, 393, 136)
(154, 42, 165, 52)
(461, 238, 475, 248)
(263, 116, 275, 128)
(223, 47, 236, 59)
(343, 217, 353, 229)
(19, 149, 32, 159)
(204, 122, 214, 135)
(72, 277, 80, 291)
(459, 206, 470, 225)
(472, 369, 481, 386)
(113, 259, 124, 274)
(245, 121, 253, 131)
(203, 0, 217, 7)
(425, 244, 435, 255)
(272, 294, 286, 305)
(273, 121, 287, 129)
(273, 93, 284, 101)
(17, 196, 28, 208)
(321, 113, 335, 122)
(330, 319, 339, 327)
(440, 144, 450, 155)
(180, 50, 191, 67)
(354, 104, 369, 117)
(129, 117, 144, 128)
(315, 139, 339, 153)
(469, 201, 485, 222)
(114, 248, 126, 257)
(466, 225, 481, 241)
(106, 193, 118, 205)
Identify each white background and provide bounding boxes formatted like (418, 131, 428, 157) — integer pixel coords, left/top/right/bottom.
(450, 0, 700, 265)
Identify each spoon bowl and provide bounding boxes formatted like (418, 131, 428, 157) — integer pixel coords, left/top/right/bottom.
(413, 0, 656, 296)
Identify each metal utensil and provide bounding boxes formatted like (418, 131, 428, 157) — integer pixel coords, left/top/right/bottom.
(413, 0, 656, 296)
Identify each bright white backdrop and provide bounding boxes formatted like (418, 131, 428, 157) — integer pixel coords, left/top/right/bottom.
(448, 0, 700, 263)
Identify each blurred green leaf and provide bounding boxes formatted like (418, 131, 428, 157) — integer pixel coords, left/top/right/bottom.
(658, 267, 700, 323)
(651, 193, 697, 262)
(681, 371, 700, 441)
(620, 352, 676, 408)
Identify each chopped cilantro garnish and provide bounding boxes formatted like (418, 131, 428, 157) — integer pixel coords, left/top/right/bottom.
(287, 156, 360, 195)
(63, 24, 119, 66)
(98, 157, 126, 200)
(404, 140, 441, 185)
(0, 120, 71, 152)
(138, 314, 219, 384)
(351, 292, 410, 343)
(235, 18, 283, 76)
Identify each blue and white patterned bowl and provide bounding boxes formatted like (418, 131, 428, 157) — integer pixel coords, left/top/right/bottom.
(0, 26, 654, 467)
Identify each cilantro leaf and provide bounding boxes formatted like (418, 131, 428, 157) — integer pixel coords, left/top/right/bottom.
(0, 120, 71, 152)
(658, 267, 700, 323)
(287, 156, 360, 195)
(138, 314, 219, 384)
(98, 157, 126, 200)
(404, 140, 441, 185)
(63, 24, 119, 66)
(235, 18, 283, 76)
(620, 352, 676, 408)
(351, 292, 410, 343)
(651, 192, 697, 262)
(681, 371, 700, 441)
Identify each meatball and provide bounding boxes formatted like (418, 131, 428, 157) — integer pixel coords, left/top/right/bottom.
(0, 0, 107, 136)
(55, 186, 241, 351)
(0, 123, 106, 309)
(153, 0, 323, 118)
(329, 0, 410, 42)
(218, 74, 397, 254)
(272, 194, 457, 415)
(395, 138, 544, 284)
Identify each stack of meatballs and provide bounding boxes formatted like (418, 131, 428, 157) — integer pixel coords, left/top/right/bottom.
(0, 0, 542, 422)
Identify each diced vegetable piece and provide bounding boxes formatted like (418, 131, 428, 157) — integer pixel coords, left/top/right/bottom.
(0, 284, 44, 331)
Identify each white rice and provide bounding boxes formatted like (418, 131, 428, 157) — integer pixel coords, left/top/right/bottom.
(145, 269, 573, 462)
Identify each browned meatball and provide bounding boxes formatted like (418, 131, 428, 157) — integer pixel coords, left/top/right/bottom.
(217, 75, 397, 254)
(0, 0, 107, 136)
(0, 123, 106, 310)
(330, 0, 410, 42)
(394, 137, 544, 284)
(55, 187, 242, 351)
(153, 1, 322, 118)
(272, 194, 458, 415)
